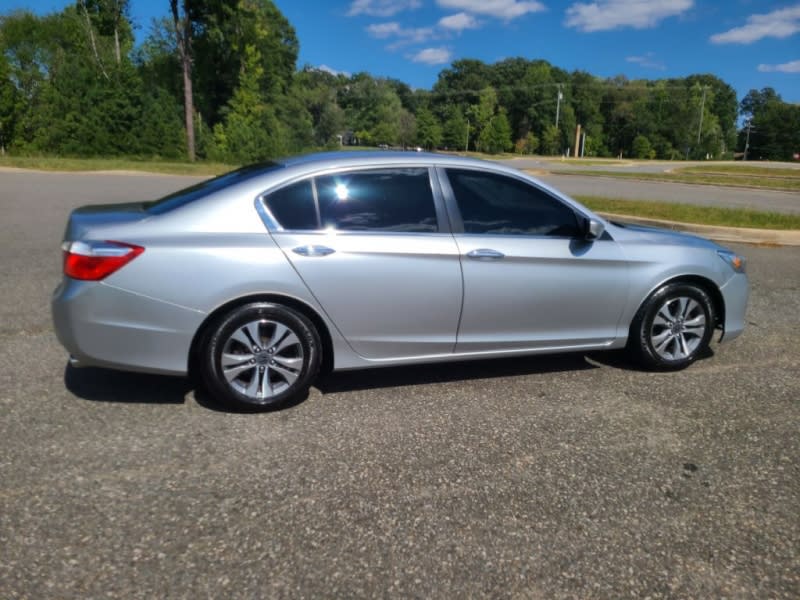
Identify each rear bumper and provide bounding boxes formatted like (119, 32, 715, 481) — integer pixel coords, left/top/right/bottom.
(719, 272, 749, 343)
(52, 279, 206, 375)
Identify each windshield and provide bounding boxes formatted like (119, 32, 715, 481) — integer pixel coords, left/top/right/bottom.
(144, 162, 284, 215)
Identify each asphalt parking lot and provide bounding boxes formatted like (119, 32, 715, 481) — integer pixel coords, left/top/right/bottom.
(1, 171, 798, 598)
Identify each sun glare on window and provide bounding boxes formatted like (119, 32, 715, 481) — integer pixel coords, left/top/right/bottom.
(335, 183, 349, 201)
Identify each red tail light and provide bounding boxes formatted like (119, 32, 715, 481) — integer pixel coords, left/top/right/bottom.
(63, 241, 144, 281)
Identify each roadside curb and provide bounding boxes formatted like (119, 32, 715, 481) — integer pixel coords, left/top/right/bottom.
(598, 212, 800, 246)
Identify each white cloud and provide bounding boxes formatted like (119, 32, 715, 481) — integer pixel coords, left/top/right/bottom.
(625, 53, 665, 70)
(366, 22, 404, 37)
(436, 0, 545, 20)
(410, 47, 453, 64)
(366, 21, 436, 48)
(317, 64, 352, 77)
(757, 60, 800, 73)
(347, 0, 421, 17)
(439, 12, 482, 30)
(565, 0, 693, 32)
(710, 5, 800, 45)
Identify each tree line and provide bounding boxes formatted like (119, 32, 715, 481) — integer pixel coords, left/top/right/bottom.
(0, 1, 798, 163)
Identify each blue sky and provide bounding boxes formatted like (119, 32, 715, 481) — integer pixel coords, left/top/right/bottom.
(4, 0, 799, 102)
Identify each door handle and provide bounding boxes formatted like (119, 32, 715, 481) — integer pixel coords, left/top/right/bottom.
(466, 248, 505, 260)
(292, 245, 336, 257)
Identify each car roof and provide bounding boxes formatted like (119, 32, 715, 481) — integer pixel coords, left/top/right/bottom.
(279, 150, 503, 172)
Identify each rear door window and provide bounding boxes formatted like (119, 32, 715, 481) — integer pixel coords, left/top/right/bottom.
(315, 168, 438, 232)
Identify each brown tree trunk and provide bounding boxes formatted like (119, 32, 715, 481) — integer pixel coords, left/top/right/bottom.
(182, 54, 195, 161)
(170, 0, 195, 161)
(79, 0, 109, 80)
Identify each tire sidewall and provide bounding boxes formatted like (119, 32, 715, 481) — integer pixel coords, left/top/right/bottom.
(635, 283, 715, 370)
(203, 302, 321, 409)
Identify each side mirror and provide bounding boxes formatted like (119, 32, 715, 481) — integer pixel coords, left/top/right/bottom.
(581, 217, 605, 241)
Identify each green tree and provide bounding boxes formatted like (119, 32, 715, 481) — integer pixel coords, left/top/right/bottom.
(740, 88, 800, 160)
(415, 106, 442, 149)
(469, 86, 497, 151)
(0, 53, 19, 153)
(441, 105, 468, 150)
(514, 131, 539, 154)
(479, 109, 512, 154)
(540, 124, 560, 155)
(632, 134, 654, 159)
(211, 44, 286, 162)
(398, 108, 416, 148)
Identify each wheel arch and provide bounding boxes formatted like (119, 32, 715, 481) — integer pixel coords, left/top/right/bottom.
(640, 274, 725, 331)
(188, 293, 335, 382)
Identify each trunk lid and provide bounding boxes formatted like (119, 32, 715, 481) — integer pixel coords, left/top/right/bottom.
(63, 202, 150, 241)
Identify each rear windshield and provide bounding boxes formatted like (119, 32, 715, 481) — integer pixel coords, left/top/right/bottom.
(144, 162, 284, 215)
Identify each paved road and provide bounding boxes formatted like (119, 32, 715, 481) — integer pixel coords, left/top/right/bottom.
(537, 173, 800, 215)
(504, 157, 800, 174)
(493, 159, 800, 215)
(1, 171, 799, 598)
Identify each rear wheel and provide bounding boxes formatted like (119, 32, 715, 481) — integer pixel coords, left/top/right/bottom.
(202, 302, 321, 410)
(629, 283, 715, 370)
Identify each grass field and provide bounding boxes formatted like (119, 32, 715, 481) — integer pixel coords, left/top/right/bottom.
(678, 165, 800, 177)
(577, 196, 800, 230)
(0, 156, 233, 176)
(555, 166, 800, 192)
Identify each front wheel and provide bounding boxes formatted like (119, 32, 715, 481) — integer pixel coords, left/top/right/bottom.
(201, 302, 321, 410)
(629, 283, 715, 370)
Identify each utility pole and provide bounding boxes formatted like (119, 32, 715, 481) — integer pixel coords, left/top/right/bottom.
(696, 86, 707, 145)
(465, 120, 470, 152)
(555, 86, 563, 128)
(744, 119, 752, 161)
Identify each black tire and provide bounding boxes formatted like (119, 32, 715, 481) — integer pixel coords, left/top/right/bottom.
(628, 282, 715, 370)
(201, 302, 321, 410)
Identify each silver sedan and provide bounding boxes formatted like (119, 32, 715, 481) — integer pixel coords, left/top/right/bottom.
(52, 152, 749, 409)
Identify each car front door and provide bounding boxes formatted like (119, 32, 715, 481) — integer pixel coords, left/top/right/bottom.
(440, 167, 629, 353)
(264, 167, 462, 360)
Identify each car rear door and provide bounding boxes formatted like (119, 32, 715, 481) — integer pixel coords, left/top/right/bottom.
(264, 166, 463, 360)
(439, 167, 629, 353)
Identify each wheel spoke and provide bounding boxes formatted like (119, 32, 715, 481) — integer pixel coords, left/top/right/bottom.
(651, 329, 671, 346)
(683, 323, 706, 338)
(683, 299, 700, 319)
(244, 367, 260, 396)
(243, 321, 263, 348)
(684, 313, 706, 327)
(677, 333, 690, 358)
(675, 297, 688, 320)
(657, 305, 674, 323)
(258, 367, 271, 398)
(222, 351, 253, 367)
(272, 355, 302, 370)
(654, 332, 674, 354)
(270, 362, 299, 385)
(274, 331, 300, 354)
(653, 314, 670, 327)
(228, 328, 252, 349)
(266, 323, 289, 350)
(223, 362, 254, 382)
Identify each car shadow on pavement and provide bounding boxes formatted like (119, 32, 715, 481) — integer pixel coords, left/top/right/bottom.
(64, 352, 630, 411)
(585, 346, 715, 371)
(316, 353, 598, 395)
(64, 364, 191, 405)
(63, 363, 307, 413)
